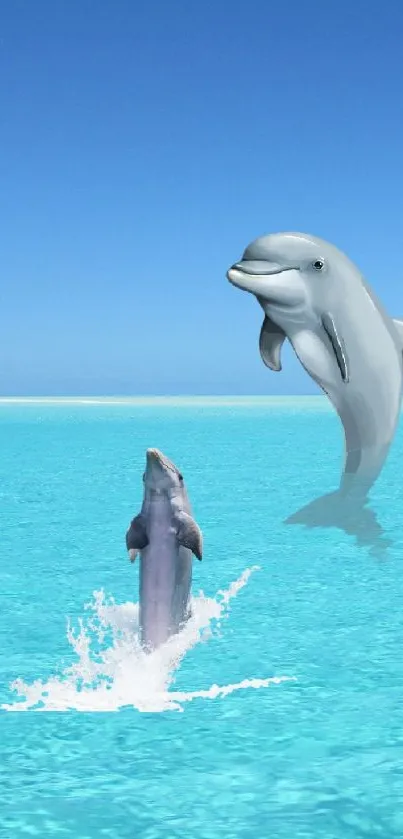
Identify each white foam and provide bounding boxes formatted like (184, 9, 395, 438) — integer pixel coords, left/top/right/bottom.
(2, 567, 295, 713)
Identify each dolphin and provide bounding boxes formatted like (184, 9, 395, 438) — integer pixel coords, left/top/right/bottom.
(125, 448, 203, 651)
(227, 232, 403, 499)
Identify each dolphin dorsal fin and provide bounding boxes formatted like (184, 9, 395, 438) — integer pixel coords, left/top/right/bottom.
(259, 315, 286, 371)
(393, 318, 403, 347)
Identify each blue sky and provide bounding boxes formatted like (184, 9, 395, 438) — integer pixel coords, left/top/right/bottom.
(1, 0, 403, 395)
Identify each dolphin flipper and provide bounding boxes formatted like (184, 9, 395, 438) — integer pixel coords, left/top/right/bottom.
(321, 313, 349, 383)
(126, 514, 149, 551)
(393, 318, 403, 348)
(259, 315, 286, 371)
(174, 511, 203, 560)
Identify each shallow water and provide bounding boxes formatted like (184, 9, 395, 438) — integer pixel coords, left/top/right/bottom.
(1, 398, 403, 837)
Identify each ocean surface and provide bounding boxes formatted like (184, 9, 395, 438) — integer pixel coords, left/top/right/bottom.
(1, 397, 403, 838)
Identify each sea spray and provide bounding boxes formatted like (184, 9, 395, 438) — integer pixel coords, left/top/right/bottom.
(2, 566, 295, 712)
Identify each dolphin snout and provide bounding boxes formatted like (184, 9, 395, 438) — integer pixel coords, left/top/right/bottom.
(229, 260, 285, 276)
(227, 260, 306, 304)
(227, 260, 284, 295)
(227, 261, 273, 288)
(146, 448, 163, 464)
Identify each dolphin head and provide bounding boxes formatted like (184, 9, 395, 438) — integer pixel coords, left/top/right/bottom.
(227, 232, 354, 309)
(143, 448, 184, 498)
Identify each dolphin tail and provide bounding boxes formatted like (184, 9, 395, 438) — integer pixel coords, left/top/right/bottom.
(341, 442, 391, 500)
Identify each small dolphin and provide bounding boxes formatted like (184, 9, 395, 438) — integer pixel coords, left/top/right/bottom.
(125, 448, 203, 651)
(227, 232, 403, 497)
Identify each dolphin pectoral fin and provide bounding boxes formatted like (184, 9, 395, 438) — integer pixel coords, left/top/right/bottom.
(174, 512, 203, 560)
(259, 315, 286, 371)
(321, 313, 349, 383)
(392, 318, 403, 347)
(125, 514, 149, 553)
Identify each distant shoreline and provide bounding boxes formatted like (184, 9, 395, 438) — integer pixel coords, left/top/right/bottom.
(0, 395, 330, 408)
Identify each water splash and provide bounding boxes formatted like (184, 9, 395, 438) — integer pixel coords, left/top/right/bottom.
(2, 567, 295, 712)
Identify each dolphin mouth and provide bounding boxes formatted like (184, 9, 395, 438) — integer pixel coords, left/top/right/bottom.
(226, 261, 304, 305)
(228, 261, 297, 278)
(146, 448, 180, 477)
(146, 448, 164, 464)
(227, 262, 299, 292)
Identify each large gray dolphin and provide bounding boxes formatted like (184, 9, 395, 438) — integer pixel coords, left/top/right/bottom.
(125, 448, 203, 651)
(227, 232, 403, 498)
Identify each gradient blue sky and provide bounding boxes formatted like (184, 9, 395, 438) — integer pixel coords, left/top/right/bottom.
(1, 0, 403, 395)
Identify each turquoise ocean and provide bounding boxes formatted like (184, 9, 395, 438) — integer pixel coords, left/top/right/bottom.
(1, 397, 403, 838)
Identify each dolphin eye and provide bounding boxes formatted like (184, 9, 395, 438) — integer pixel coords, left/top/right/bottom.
(178, 473, 184, 482)
(312, 259, 325, 271)
(142, 473, 145, 482)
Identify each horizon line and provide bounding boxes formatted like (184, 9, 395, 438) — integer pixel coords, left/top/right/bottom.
(0, 394, 330, 407)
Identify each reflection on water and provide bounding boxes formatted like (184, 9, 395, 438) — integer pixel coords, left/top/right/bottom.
(286, 490, 392, 558)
